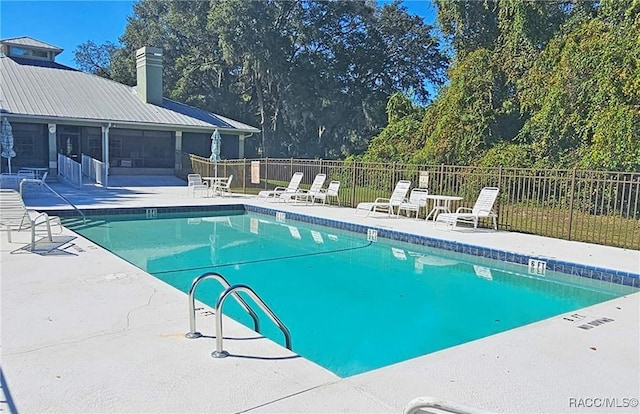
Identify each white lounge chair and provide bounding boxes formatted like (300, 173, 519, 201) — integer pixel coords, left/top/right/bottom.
(434, 187, 500, 230)
(258, 172, 304, 201)
(355, 180, 412, 217)
(212, 174, 233, 197)
(0, 189, 62, 251)
(186, 174, 209, 198)
(282, 173, 326, 203)
(398, 188, 429, 219)
(313, 180, 341, 205)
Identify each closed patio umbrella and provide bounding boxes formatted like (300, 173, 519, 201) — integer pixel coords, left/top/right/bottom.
(1, 118, 16, 173)
(209, 128, 221, 178)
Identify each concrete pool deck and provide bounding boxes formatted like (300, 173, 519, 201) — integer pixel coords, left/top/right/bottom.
(1, 176, 639, 413)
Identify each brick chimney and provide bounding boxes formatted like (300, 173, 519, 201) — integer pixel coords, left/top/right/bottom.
(135, 46, 163, 105)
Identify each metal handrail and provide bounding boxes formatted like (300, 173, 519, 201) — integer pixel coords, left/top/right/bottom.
(19, 178, 86, 224)
(185, 272, 260, 339)
(404, 396, 492, 414)
(212, 284, 291, 358)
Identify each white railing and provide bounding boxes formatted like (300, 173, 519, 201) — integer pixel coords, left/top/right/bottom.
(81, 154, 106, 185)
(57, 154, 82, 187)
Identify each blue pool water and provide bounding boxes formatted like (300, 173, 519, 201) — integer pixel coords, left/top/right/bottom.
(64, 211, 636, 377)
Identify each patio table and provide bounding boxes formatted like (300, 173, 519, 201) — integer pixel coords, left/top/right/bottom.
(21, 167, 48, 179)
(424, 194, 464, 221)
(202, 177, 229, 197)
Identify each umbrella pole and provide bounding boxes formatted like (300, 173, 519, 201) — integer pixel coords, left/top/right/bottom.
(7, 158, 11, 174)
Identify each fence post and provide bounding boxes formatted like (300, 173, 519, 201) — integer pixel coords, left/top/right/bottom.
(264, 158, 269, 190)
(567, 167, 577, 241)
(497, 165, 503, 229)
(350, 161, 357, 208)
(392, 162, 397, 186)
(242, 158, 247, 194)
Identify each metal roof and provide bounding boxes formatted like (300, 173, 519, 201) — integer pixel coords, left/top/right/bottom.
(0, 55, 260, 133)
(0, 37, 63, 53)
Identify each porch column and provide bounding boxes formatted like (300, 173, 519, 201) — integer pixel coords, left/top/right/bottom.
(102, 124, 110, 187)
(47, 124, 56, 174)
(175, 131, 183, 170)
(238, 134, 245, 159)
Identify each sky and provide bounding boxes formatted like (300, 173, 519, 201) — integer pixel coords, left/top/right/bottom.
(0, 0, 438, 69)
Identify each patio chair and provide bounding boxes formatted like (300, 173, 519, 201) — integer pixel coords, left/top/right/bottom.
(187, 174, 209, 198)
(212, 175, 233, 197)
(0, 189, 62, 251)
(282, 173, 326, 203)
(312, 180, 341, 206)
(355, 180, 411, 217)
(398, 188, 429, 219)
(17, 169, 36, 180)
(434, 187, 500, 230)
(257, 172, 304, 201)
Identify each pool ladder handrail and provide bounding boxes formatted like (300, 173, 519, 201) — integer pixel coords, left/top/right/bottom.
(185, 272, 292, 358)
(20, 179, 86, 224)
(212, 284, 292, 358)
(404, 397, 492, 414)
(186, 272, 260, 338)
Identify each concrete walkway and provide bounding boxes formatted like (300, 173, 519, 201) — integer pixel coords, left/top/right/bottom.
(1, 177, 638, 413)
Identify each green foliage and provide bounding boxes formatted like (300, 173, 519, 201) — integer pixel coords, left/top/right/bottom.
(363, 117, 423, 163)
(362, 93, 424, 163)
(435, 0, 499, 57)
(414, 48, 502, 165)
(414, 0, 639, 172)
(73, 41, 118, 79)
(475, 142, 535, 168)
(519, 3, 640, 170)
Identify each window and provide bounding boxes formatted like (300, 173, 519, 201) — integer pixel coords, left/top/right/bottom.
(83, 127, 103, 160)
(109, 138, 122, 157)
(10, 46, 49, 60)
(10, 123, 48, 168)
(109, 129, 173, 168)
(87, 137, 102, 159)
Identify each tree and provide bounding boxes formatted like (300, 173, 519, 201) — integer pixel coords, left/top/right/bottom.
(519, 1, 640, 170)
(208, 0, 447, 157)
(414, 0, 639, 171)
(74, 41, 118, 79)
(362, 93, 425, 163)
(76, 0, 447, 159)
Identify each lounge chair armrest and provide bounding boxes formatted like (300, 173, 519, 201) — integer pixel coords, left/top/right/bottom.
(373, 197, 390, 203)
(454, 207, 473, 213)
(28, 210, 49, 222)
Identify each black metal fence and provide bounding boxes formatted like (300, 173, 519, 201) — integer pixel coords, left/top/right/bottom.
(186, 155, 640, 250)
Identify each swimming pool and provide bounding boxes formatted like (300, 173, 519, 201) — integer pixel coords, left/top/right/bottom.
(64, 210, 637, 377)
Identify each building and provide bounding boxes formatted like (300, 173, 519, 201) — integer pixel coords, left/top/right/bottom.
(0, 37, 259, 179)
